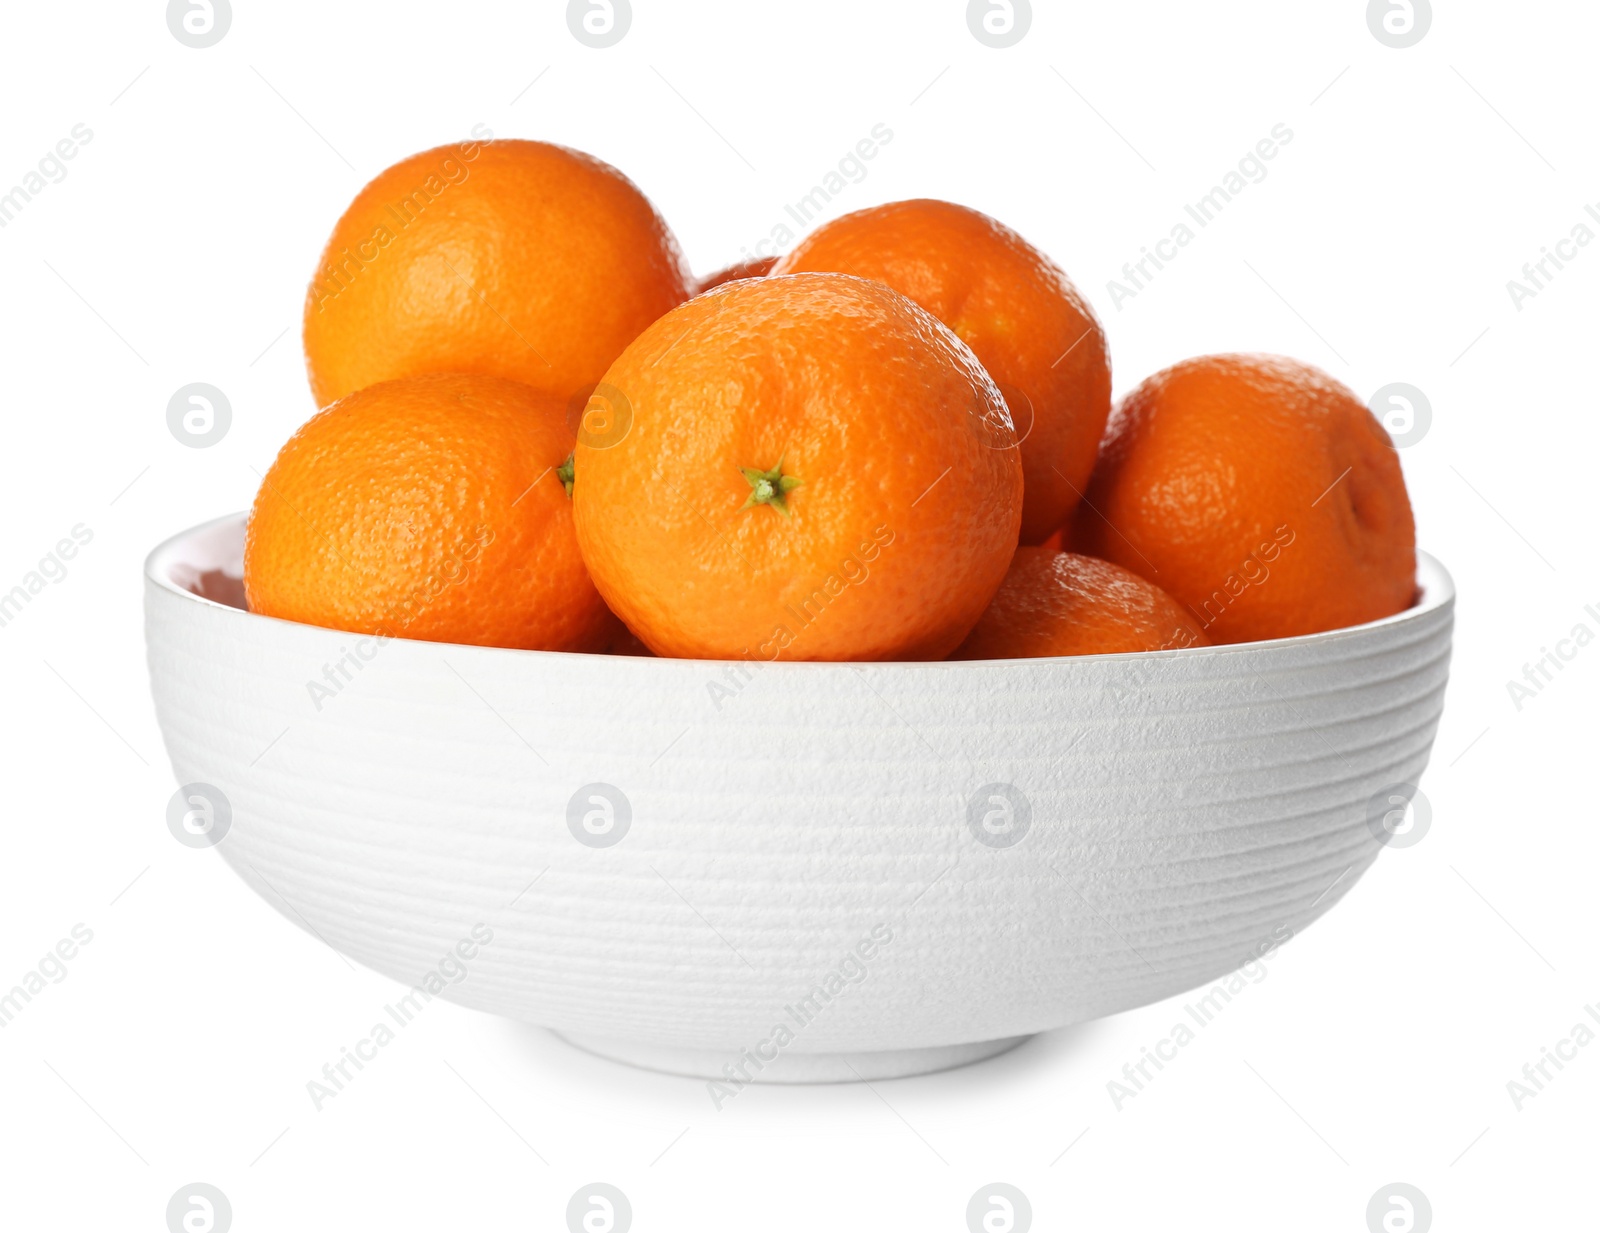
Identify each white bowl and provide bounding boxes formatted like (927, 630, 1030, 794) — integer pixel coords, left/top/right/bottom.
(145, 514, 1453, 1083)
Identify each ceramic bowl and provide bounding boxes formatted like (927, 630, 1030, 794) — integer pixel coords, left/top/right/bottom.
(145, 513, 1453, 1082)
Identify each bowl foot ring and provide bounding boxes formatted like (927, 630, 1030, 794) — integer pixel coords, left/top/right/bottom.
(551, 1031, 1032, 1083)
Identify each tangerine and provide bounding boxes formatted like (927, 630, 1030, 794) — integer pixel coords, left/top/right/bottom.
(1072, 354, 1416, 643)
(245, 373, 617, 652)
(773, 199, 1110, 543)
(952, 550, 1208, 659)
(571, 273, 1024, 660)
(303, 138, 692, 408)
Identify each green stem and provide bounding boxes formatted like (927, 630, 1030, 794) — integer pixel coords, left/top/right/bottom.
(739, 455, 802, 518)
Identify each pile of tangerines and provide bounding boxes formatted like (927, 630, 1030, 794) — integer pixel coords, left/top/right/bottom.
(244, 137, 1417, 662)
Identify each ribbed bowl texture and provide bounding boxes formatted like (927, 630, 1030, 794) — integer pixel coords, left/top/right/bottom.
(145, 513, 1453, 1081)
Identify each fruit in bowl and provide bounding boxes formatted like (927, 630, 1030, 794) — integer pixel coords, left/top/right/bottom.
(774, 199, 1112, 546)
(142, 137, 1449, 1082)
(950, 550, 1209, 660)
(302, 138, 693, 409)
(570, 272, 1023, 661)
(245, 372, 619, 653)
(1072, 353, 1417, 644)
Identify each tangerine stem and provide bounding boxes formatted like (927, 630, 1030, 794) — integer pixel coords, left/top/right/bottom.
(739, 455, 801, 518)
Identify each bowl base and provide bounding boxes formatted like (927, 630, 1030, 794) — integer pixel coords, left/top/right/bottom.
(551, 1031, 1032, 1083)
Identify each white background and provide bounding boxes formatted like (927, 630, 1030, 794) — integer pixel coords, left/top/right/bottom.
(1, 1, 1595, 1229)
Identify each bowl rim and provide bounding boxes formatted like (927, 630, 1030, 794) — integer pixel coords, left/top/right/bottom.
(145, 511, 1454, 670)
